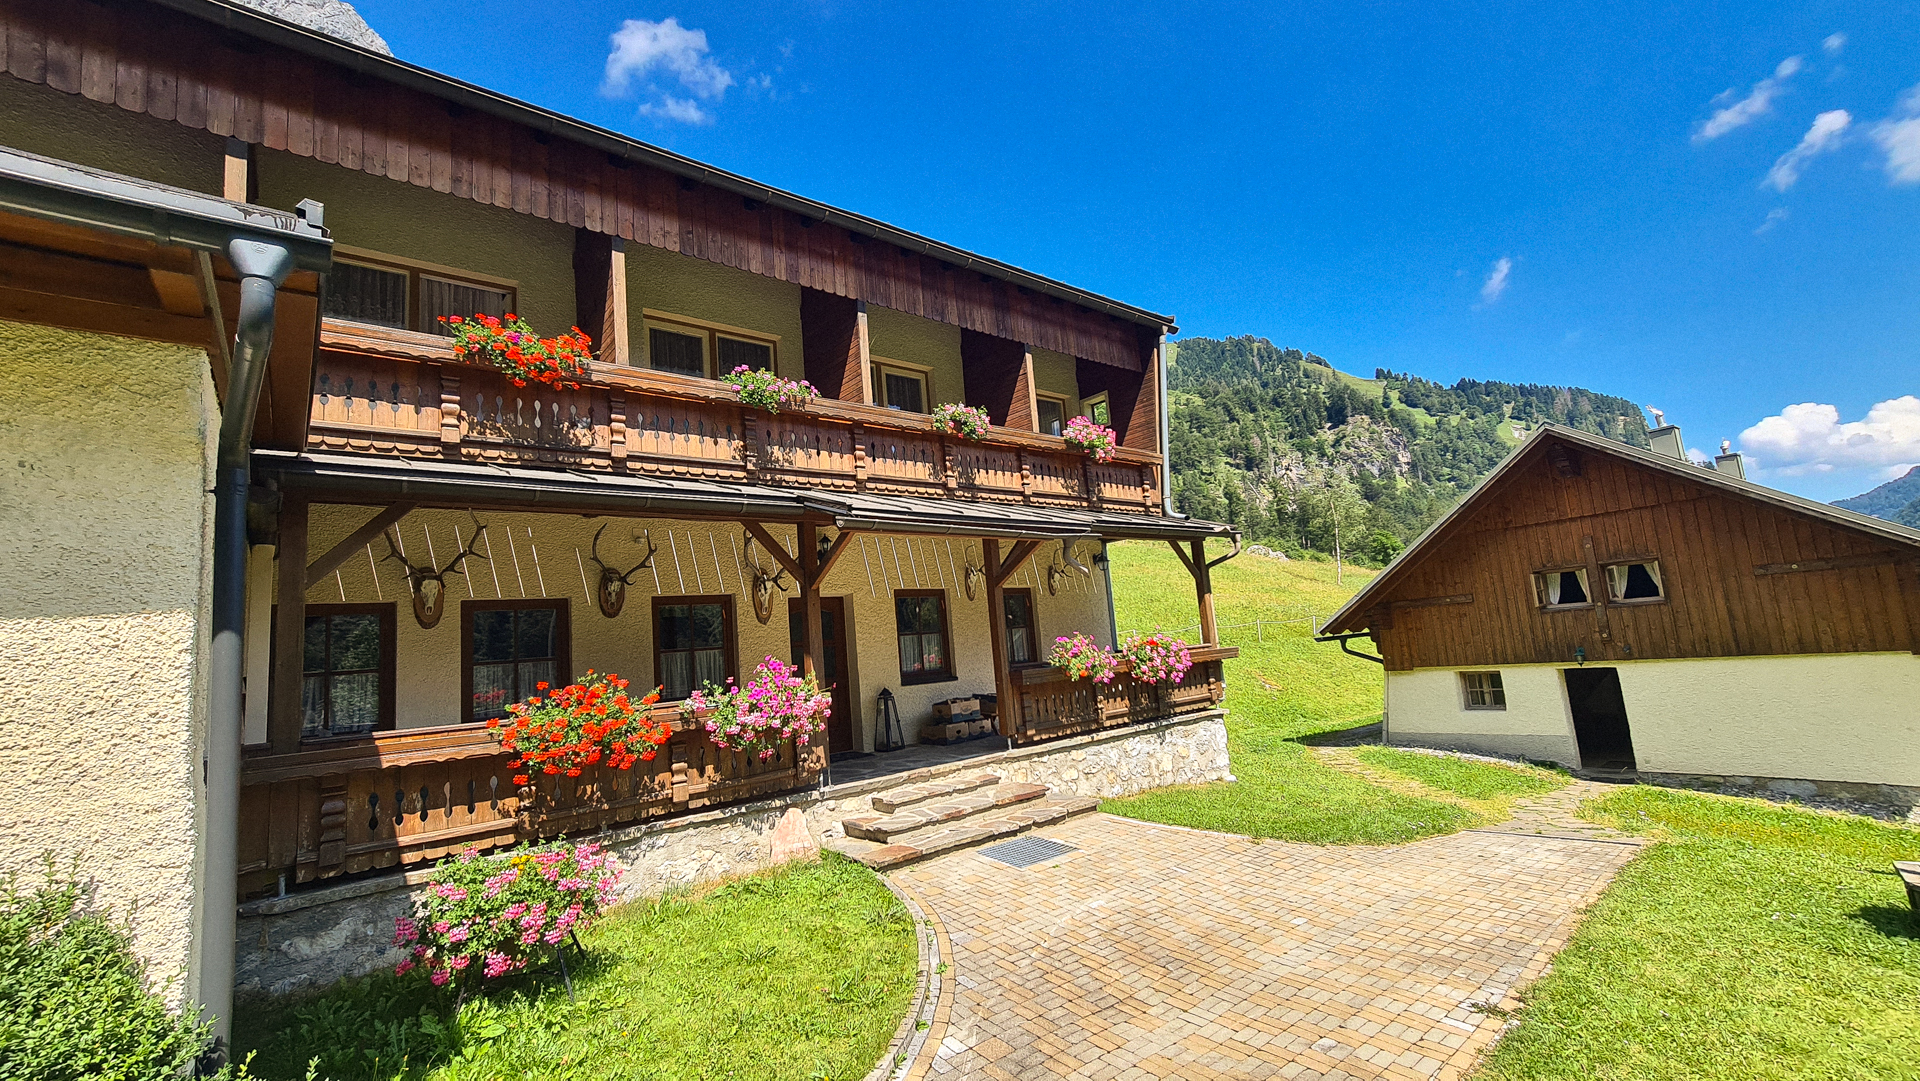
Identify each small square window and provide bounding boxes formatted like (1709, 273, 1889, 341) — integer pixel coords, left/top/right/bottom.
(877, 366, 928, 413)
(419, 275, 510, 334)
(717, 336, 774, 373)
(1462, 671, 1506, 710)
(649, 327, 708, 378)
(1606, 561, 1664, 602)
(1036, 396, 1066, 437)
(1534, 568, 1590, 608)
(1085, 394, 1111, 427)
(324, 261, 409, 329)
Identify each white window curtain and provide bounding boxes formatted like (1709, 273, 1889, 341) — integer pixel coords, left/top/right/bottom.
(1644, 561, 1663, 595)
(1606, 564, 1629, 600)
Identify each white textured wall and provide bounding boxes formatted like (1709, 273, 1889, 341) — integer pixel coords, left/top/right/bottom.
(0, 322, 216, 1006)
(1384, 667, 1577, 763)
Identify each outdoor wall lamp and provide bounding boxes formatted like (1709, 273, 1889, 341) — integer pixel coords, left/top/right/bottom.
(1574, 646, 1587, 665)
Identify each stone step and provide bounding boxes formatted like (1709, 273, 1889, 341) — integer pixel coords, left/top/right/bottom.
(842, 782, 1047, 842)
(868, 771, 1003, 815)
(849, 796, 1100, 871)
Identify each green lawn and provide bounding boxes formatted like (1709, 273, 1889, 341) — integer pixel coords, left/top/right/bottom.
(233, 855, 917, 1081)
(1353, 745, 1565, 801)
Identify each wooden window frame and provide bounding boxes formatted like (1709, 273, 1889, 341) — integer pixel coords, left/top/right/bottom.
(1034, 393, 1070, 438)
(893, 588, 957, 685)
(638, 309, 780, 379)
(291, 602, 398, 740)
(871, 356, 934, 414)
(650, 594, 739, 702)
(1532, 566, 1594, 610)
(1003, 586, 1039, 666)
(1460, 671, 1507, 711)
(1080, 391, 1111, 427)
(460, 599, 572, 724)
(1603, 559, 1668, 606)
(327, 244, 519, 335)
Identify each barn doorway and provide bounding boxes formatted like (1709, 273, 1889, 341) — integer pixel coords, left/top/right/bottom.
(1563, 667, 1637, 772)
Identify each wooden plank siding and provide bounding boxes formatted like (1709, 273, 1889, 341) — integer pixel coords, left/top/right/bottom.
(2, 0, 1160, 373)
(1361, 439, 1920, 671)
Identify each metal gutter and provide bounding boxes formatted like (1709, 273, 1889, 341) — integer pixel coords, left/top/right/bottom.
(145, 0, 1177, 332)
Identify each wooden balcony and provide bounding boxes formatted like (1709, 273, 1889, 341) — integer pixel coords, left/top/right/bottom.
(308, 320, 1164, 514)
(1011, 646, 1237, 744)
(235, 708, 820, 898)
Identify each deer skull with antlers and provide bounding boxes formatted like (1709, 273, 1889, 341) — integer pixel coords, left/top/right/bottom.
(743, 534, 791, 624)
(962, 546, 986, 601)
(381, 511, 488, 629)
(588, 524, 656, 618)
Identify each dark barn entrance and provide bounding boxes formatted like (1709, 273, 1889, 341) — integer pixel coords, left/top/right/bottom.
(1563, 667, 1637, 771)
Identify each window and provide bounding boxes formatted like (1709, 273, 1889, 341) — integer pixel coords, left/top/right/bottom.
(1035, 396, 1067, 437)
(640, 311, 780, 379)
(872, 359, 931, 413)
(322, 247, 516, 335)
(1534, 568, 1590, 608)
(1462, 672, 1506, 710)
(463, 601, 568, 723)
(1082, 393, 1111, 427)
(301, 604, 394, 738)
(1606, 561, 1665, 602)
(1004, 588, 1036, 664)
(895, 590, 954, 683)
(654, 596, 736, 701)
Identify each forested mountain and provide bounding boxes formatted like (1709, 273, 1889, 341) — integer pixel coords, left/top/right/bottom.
(1167, 335, 1651, 564)
(1832, 466, 1920, 527)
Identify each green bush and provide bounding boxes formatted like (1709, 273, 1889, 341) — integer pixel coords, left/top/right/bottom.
(0, 865, 214, 1081)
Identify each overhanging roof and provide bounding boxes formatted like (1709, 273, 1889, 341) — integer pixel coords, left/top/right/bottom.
(258, 450, 1234, 542)
(1321, 423, 1920, 635)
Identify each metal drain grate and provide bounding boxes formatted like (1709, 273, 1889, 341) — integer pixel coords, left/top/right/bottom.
(979, 835, 1077, 868)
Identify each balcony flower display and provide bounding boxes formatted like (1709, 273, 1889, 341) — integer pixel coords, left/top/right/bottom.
(1062, 415, 1119, 462)
(683, 656, 831, 762)
(394, 840, 619, 987)
(487, 671, 670, 786)
(1121, 632, 1193, 685)
(1047, 633, 1120, 684)
(933, 402, 992, 441)
(440, 313, 592, 390)
(723, 365, 819, 413)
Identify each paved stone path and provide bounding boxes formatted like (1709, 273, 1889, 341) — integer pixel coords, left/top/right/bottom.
(891, 786, 1643, 1081)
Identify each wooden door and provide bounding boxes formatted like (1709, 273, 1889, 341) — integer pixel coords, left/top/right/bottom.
(790, 596, 855, 755)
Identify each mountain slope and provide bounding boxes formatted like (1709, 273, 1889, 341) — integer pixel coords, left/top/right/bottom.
(1166, 335, 1650, 562)
(1832, 467, 1920, 526)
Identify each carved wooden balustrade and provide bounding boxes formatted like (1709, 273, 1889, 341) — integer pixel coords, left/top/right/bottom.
(1011, 646, 1238, 745)
(310, 321, 1163, 511)
(235, 709, 820, 898)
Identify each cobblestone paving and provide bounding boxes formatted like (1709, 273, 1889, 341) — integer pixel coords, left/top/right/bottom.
(892, 799, 1643, 1081)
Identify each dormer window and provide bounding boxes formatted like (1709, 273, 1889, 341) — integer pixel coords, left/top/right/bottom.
(1606, 561, 1665, 602)
(1534, 568, 1590, 608)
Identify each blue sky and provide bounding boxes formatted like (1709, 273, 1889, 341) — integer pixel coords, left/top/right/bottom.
(354, 0, 1920, 502)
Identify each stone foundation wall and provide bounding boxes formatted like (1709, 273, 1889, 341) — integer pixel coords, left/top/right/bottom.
(235, 710, 1229, 996)
(1641, 771, 1920, 823)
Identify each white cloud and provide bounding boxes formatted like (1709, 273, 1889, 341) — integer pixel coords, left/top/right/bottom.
(1754, 206, 1789, 234)
(1762, 109, 1851, 191)
(1870, 83, 1920, 184)
(1823, 32, 1846, 55)
(602, 17, 735, 123)
(1478, 257, 1512, 305)
(1739, 396, 1920, 475)
(1695, 55, 1803, 142)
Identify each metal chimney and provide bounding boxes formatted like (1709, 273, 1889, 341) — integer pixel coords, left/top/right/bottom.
(1714, 439, 1747, 479)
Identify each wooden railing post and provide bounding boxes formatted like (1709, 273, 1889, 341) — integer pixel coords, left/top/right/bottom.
(267, 497, 308, 753)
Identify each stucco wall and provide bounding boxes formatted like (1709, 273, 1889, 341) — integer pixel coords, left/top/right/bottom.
(869, 305, 964, 407)
(252, 149, 578, 335)
(1030, 346, 1082, 413)
(0, 321, 216, 1006)
(269, 509, 1117, 748)
(0, 74, 225, 193)
(1386, 654, 1920, 786)
(625, 242, 806, 382)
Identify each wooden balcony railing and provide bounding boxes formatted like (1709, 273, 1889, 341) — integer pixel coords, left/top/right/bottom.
(235, 709, 821, 899)
(309, 321, 1163, 513)
(1011, 646, 1237, 745)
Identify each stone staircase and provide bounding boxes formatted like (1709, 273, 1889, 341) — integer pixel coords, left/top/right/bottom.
(826, 771, 1098, 870)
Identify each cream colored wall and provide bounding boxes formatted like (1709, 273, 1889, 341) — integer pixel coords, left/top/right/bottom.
(1386, 654, 1920, 786)
(0, 321, 216, 1007)
(625, 243, 806, 382)
(288, 508, 1116, 748)
(253, 149, 578, 335)
(0, 75, 225, 193)
(868, 305, 964, 409)
(1030, 347, 1082, 413)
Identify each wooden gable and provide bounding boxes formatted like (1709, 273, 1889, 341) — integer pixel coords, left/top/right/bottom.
(1342, 436, 1920, 671)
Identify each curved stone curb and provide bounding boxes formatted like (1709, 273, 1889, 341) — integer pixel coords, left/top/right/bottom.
(861, 875, 949, 1081)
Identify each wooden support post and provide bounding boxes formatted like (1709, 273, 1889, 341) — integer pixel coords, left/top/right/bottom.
(854, 301, 874, 405)
(798, 522, 825, 684)
(605, 238, 630, 366)
(1191, 539, 1217, 646)
(984, 537, 1042, 738)
(267, 497, 308, 753)
(223, 137, 252, 203)
(306, 502, 415, 583)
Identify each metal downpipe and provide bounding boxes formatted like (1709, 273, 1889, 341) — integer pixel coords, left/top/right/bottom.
(204, 238, 294, 1055)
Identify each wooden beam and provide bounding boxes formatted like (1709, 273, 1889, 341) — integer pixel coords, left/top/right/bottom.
(984, 538, 1015, 738)
(306, 502, 417, 583)
(742, 521, 802, 580)
(988, 539, 1041, 588)
(1389, 593, 1474, 610)
(816, 530, 859, 582)
(1582, 535, 1612, 645)
(194, 250, 232, 402)
(1753, 551, 1906, 576)
(1191, 539, 1218, 646)
(605, 240, 630, 366)
(267, 497, 309, 754)
(223, 137, 251, 203)
(1167, 538, 1197, 576)
(798, 522, 826, 684)
(854, 301, 874, 406)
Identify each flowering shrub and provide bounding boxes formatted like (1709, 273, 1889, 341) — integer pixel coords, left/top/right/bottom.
(683, 656, 831, 761)
(488, 671, 670, 786)
(394, 841, 618, 987)
(1047, 633, 1120, 684)
(1062, 416, 1119, 462)
(1121, 632, 1193, 685)
(932, 402, 992, 441)
(723, 365, 819, 412)
(440, 313, 593, 390)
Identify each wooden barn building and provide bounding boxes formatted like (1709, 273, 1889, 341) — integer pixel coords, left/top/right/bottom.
(1319, 423, 1920, 811)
